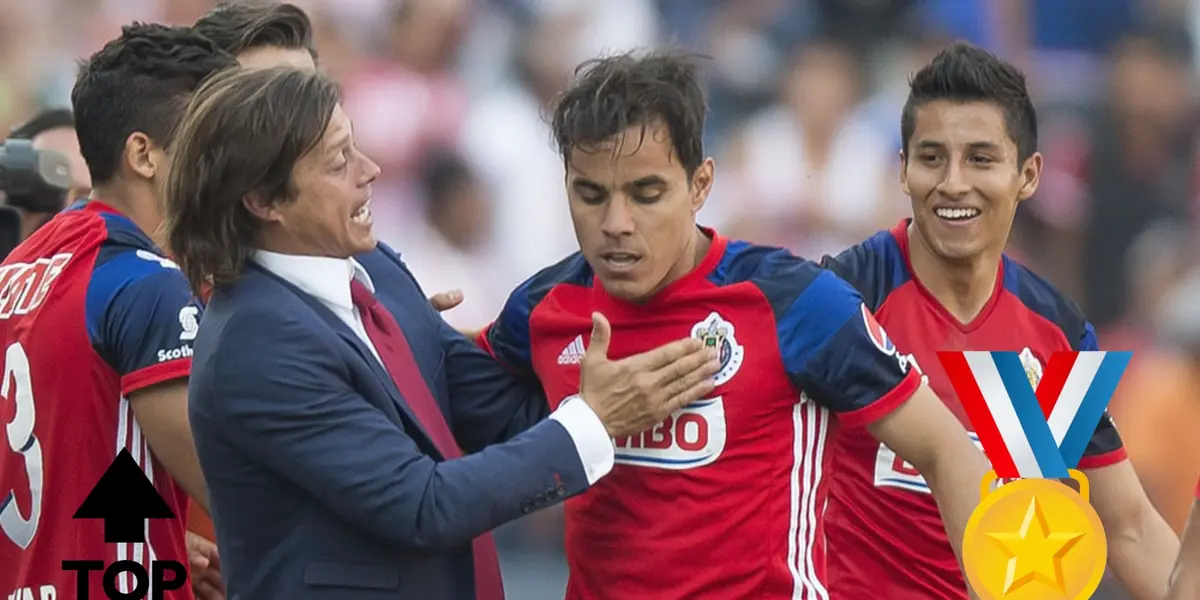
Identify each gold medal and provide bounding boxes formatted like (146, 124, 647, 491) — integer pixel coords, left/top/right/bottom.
(963, 470, 1106, 600)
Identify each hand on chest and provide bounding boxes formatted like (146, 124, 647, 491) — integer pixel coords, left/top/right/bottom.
(531, 309, 760, 402)
(534, 304, 797, 472)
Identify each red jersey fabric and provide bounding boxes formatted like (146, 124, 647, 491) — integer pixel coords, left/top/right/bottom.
(0, 201, 197, 600)
(479, 228, 921, 599)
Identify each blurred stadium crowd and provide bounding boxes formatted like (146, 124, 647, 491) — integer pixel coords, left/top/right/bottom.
(3, 0, 1200, 597)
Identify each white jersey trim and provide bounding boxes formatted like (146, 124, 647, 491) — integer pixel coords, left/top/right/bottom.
(115, 396, 159, 597)
(788, 395, 830, 599)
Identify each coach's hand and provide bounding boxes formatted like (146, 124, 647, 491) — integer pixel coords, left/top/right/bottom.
(187, 532, 225, 600)
(579, 312, 719, 437)
(429, 289, 463, 312)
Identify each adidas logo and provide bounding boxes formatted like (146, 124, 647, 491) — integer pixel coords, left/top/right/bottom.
(558, 335, 585, 365)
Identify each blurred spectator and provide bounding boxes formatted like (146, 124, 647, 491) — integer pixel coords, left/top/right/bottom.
(1031, 23, 1196, 331)
(340, 0, 472, 219)
(459, 11, 582, 288)
(1110, 264, 1200, 536)
(396, 151, 508, 330)
(717, 37, 901, 259)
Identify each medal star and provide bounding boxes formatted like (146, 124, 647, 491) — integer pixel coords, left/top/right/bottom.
(985, 496, 1085, 595)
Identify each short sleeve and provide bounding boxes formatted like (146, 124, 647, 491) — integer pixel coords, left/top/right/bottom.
(477, 279, 537, 378)
(1075, 320, 1127, 469)
(86, 248, 200, 395)
(769, 264, 920, 428)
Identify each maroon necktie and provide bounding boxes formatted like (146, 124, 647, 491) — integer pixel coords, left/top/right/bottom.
(350, 280, 504, 600)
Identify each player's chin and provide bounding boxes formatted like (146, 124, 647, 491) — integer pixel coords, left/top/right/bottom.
(597, 274, 652, 302)
(932, 237, 986, 262)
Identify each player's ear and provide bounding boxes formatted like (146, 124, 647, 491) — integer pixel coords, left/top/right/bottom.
(898, 149, 911, 196)
(124, 132, 158, 181)
(1016, 151, 1043, 202)
(690, 157, 715, 214)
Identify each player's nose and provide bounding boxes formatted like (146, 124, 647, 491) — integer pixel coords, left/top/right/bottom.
(600, 196, 636, 236)
(935, 162, 972, 199)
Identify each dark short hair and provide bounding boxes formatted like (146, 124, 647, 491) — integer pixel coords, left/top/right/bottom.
(550, 48, 709, 177)
(193, 1, 316, 59)
(71, 23, 235, 185)
(9, 108, 74, 140)
(901, 41, 1038, 162)
(164, 67, 340, 293)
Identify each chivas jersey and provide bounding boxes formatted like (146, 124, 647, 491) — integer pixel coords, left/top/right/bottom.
(819, 220, 1126, 600)
(479, 228, 921, 599)
(0, 201, 198, 600)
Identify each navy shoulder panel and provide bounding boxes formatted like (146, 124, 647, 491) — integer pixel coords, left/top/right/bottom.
(1000, 255, 1087, 349)
(488, 252, 593, 371)
(817, 230, 909, 311)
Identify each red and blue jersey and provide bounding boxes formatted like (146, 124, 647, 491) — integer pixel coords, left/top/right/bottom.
(0, 200, 197, 600)
(479, 228, 920, 599)
(820, 220, 1126, 600)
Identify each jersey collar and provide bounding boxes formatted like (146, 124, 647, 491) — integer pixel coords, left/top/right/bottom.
(890, 218, 1006, 332)
(591, 225, 727, 318)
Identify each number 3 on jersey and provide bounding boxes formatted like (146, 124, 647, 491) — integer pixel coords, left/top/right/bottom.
(1, 341, 42, 549)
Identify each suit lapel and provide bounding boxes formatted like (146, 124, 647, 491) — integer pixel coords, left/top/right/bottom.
(247, 263, 441, 455)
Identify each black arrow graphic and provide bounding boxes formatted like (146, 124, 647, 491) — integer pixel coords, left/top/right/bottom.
(73, 448, 176, 543)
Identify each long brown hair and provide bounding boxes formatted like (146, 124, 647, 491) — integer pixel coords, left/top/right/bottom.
(163, 66, 339, 294)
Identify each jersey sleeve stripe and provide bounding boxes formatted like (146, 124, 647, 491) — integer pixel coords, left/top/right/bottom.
(776, 269, 860, 376)
(836, 368, 921, 428)
(1077, 446, 1127, 470)
(121, 358, 191, 395)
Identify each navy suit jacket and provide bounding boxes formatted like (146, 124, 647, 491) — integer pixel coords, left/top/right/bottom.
(188, 245, 590, 600)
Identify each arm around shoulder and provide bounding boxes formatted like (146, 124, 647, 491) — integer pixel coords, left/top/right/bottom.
(197, 305, 599, 550)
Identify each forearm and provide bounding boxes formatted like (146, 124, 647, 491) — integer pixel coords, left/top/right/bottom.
(1168, 501, 1200, 600)
(1106, 507, 1177, 600)
(867, 384, 987, 598)
(924, 450, 988, 568)
(129, 381, 210, 512)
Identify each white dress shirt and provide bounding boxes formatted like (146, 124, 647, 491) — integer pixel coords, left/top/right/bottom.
(252, 250, 615, 484)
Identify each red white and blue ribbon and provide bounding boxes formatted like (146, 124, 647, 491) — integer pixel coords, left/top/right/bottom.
(938, 351, 1131, 479)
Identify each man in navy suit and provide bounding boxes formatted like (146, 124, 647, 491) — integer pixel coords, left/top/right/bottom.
(161, 66, 719, 599)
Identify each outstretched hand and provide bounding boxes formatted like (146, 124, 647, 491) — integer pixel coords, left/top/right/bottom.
(579, 312, 719, 437)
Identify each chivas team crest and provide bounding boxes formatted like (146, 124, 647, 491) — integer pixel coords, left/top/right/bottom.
(691, 312, 744, 386)
(1019, 347, 1043, 389)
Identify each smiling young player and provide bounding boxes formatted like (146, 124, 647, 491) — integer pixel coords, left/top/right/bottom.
(476, 49, 990, 599)
(819, 42, 1179, 600)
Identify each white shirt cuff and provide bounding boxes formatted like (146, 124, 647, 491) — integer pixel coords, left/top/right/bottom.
(548, 395, 615, 485)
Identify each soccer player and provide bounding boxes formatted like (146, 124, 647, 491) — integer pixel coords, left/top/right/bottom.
(1168, 481, 1200, 600)
(194, 1, 317, 71)
(0, 25, 234, 600)
(476, 49, 989, 599)
(819, 42, 1179, 600)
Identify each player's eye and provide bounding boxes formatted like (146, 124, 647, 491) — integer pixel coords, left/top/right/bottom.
(969, 155, 996, 165)
(919, 154, 942, 164)
(633, 193, 662, 204)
